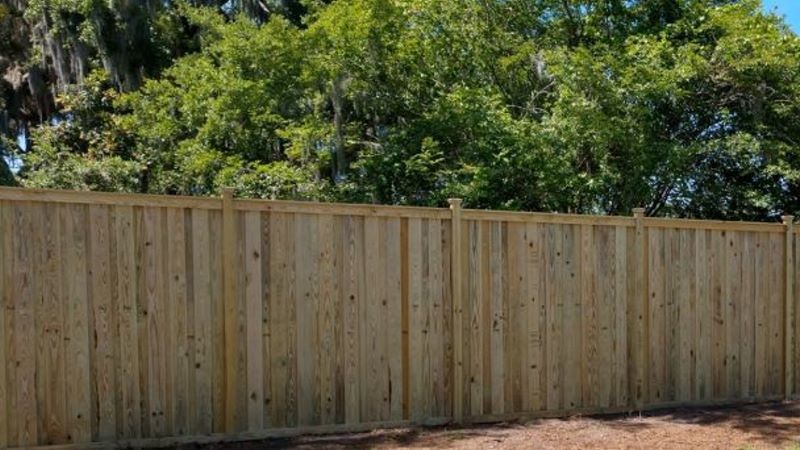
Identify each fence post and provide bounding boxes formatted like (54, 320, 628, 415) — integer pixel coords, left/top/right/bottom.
(783, 215, 795, 399)
(222, 187, 238, 430)
(448, 198, 464, 423)
(632, 207, 648, 410)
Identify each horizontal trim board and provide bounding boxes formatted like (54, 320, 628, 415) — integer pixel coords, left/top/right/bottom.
(644, 217, 785, 233)
(0, 187, 788, 231)
(0, 186, 222, 209)
(462, 209, 635, 226)
(234, 198, 450, 218)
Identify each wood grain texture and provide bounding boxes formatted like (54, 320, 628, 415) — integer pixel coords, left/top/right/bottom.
(38, 203, 67, 444)
(783, 217, 795, 398)
(408, 218, 425, 420)
(0, 190, 795, 449)
(632, 209, 647, 408)
(244, 211, 264, 431)
(115, 206, 141, 439)
(166, 208, 188, 436)
(222, 189, 239, 432)
(448, 200, 464, 422)
(795, 232, 800, 395)
(191, 209, 213, 433)
(490, 221, 506, 414)
(0, 201, 7, 448)
(385, 218, 403, 421)
(89, 205, 117, 441)
(62, 204, 92, 444)
(340, 215, 361, 424)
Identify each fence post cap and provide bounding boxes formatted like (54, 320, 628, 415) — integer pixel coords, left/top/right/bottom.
(632, 207, 646, 217)
(448, 198, 463, 208)
(783, 215, 794, 225)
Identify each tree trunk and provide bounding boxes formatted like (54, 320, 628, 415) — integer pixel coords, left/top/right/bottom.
(331, 74, 348, 181)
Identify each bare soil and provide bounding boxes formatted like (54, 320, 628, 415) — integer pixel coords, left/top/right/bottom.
(179, 401, 800, 449)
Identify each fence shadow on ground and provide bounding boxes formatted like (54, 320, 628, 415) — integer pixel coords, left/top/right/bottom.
(668, 402, 800, 445)
(176, 423, 525, 449)
(589, 401, 800, 446)
(180, 401, 800, 449)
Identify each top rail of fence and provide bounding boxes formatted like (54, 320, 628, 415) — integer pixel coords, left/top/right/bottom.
(0, 186, 790, 232)
(0, 186, 224, 209)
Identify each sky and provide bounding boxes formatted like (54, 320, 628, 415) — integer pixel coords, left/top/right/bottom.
(763, 0, 800, 31)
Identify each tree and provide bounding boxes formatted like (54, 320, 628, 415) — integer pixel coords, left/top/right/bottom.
(20, 70, 141, 191)
(0, 0, 312, 186)
(15, 0, 800, 221)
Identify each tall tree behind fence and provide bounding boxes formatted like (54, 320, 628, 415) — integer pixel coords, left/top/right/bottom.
(0, 187, 797, 449)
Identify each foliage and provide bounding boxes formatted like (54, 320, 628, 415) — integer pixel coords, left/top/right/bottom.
(22, 71, 142, 191)
(11, 0, 800, 220)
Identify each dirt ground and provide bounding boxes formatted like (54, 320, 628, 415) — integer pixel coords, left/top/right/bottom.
(182, 401, 800, 450)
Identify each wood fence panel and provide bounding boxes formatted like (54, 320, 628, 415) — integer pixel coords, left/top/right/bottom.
(0, 187, 795, 448)
(641, 228, 786, 406)
(460, 221, 635, 417)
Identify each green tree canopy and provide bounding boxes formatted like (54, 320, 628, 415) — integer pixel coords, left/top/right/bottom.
(10, 0, 800, 220)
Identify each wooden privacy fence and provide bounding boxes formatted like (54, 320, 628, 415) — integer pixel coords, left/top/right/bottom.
(0, 186, 798, 448)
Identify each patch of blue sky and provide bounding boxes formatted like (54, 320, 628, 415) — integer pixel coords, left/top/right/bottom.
(763, 0, 800, 32)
